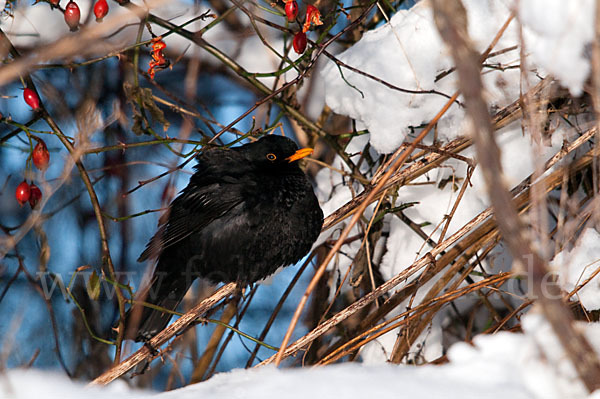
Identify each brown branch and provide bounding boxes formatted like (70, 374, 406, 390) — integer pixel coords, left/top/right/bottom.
(273, 89, 459, 366)
(321, 76, 556, 232)
(258, 135, 600, 366)
(432, 0, 600, 391)
(44, 113, 128, 363)
(260, 191, 489, 365)
(264, 12, 531, 359)
(388, 220, 500, 363)
(89, 282, 237, 385)
(321, 272, 513, 365)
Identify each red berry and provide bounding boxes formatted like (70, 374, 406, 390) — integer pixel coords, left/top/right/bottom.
(49, 0, 60, 7)
(64, 1, 81, 31)
(293, 31, 307, 54)
(32, 140, 50, 171)
(94, 0, 109, 22)
(285, 1, 298, 22)
(15, 181, 31, 206)
(23, 88, 40, 111)
(29, 183, 42, 208)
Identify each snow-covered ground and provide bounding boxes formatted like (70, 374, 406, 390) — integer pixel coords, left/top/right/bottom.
(3, 314, 600, 399)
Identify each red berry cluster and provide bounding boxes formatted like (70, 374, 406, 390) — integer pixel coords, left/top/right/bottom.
(15, 139, 50, 209)
(282, 1, 323, 55)
(57, 0, 109, 31)
(16, 87, 51, 209)
(16, 181, 42, 208)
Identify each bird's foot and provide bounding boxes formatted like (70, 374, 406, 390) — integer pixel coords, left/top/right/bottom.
(142, 339, 160, 357)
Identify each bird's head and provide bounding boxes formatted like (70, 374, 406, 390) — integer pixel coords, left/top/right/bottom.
(241, 135, 313, 170)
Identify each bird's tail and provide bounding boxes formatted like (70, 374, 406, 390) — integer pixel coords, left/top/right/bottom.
(123, 268, 194, 342)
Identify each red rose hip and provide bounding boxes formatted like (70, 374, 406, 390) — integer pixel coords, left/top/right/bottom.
(64, 1, 81, 31)
(94, 0, 109, 22)
(293, 31, 307, 54)
(15, 181, 31, 206)
(32, 140, 50, 171)
(29, 183, 42, 208)
(23, 88, 40, 111)
(285, 0, 298, 22)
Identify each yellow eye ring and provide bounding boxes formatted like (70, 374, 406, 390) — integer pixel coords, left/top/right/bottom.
(266, 153, 277, 161)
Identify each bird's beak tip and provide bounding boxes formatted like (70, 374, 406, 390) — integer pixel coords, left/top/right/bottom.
(286, 148, 313, 163)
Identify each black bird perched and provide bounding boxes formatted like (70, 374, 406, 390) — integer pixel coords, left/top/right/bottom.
(124, 135, 323, 342)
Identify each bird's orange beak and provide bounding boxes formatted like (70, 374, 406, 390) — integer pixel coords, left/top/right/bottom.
(286, 148, 313, 163)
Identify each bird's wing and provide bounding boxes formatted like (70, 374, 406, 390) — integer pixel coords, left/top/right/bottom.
(137, 182, 245, 262)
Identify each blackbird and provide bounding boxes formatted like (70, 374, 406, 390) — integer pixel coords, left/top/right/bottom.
(124, 135, 323, 342)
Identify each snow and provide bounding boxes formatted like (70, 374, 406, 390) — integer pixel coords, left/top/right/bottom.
(320, 0, 596, 154)
(0, 369, 146, 399)
(448, 313, 593, 399)
(3, 314, 600, 399)
(519, 0, 595, 96)
(157, 361, 530, 399)
(552, 228, 600, 311)
(320, 0, 523, 154)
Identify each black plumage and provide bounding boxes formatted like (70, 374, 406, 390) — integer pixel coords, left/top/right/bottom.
(124, 135, 323, 341)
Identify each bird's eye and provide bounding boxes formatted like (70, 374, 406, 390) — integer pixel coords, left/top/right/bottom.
(266, 153, 277, 161)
